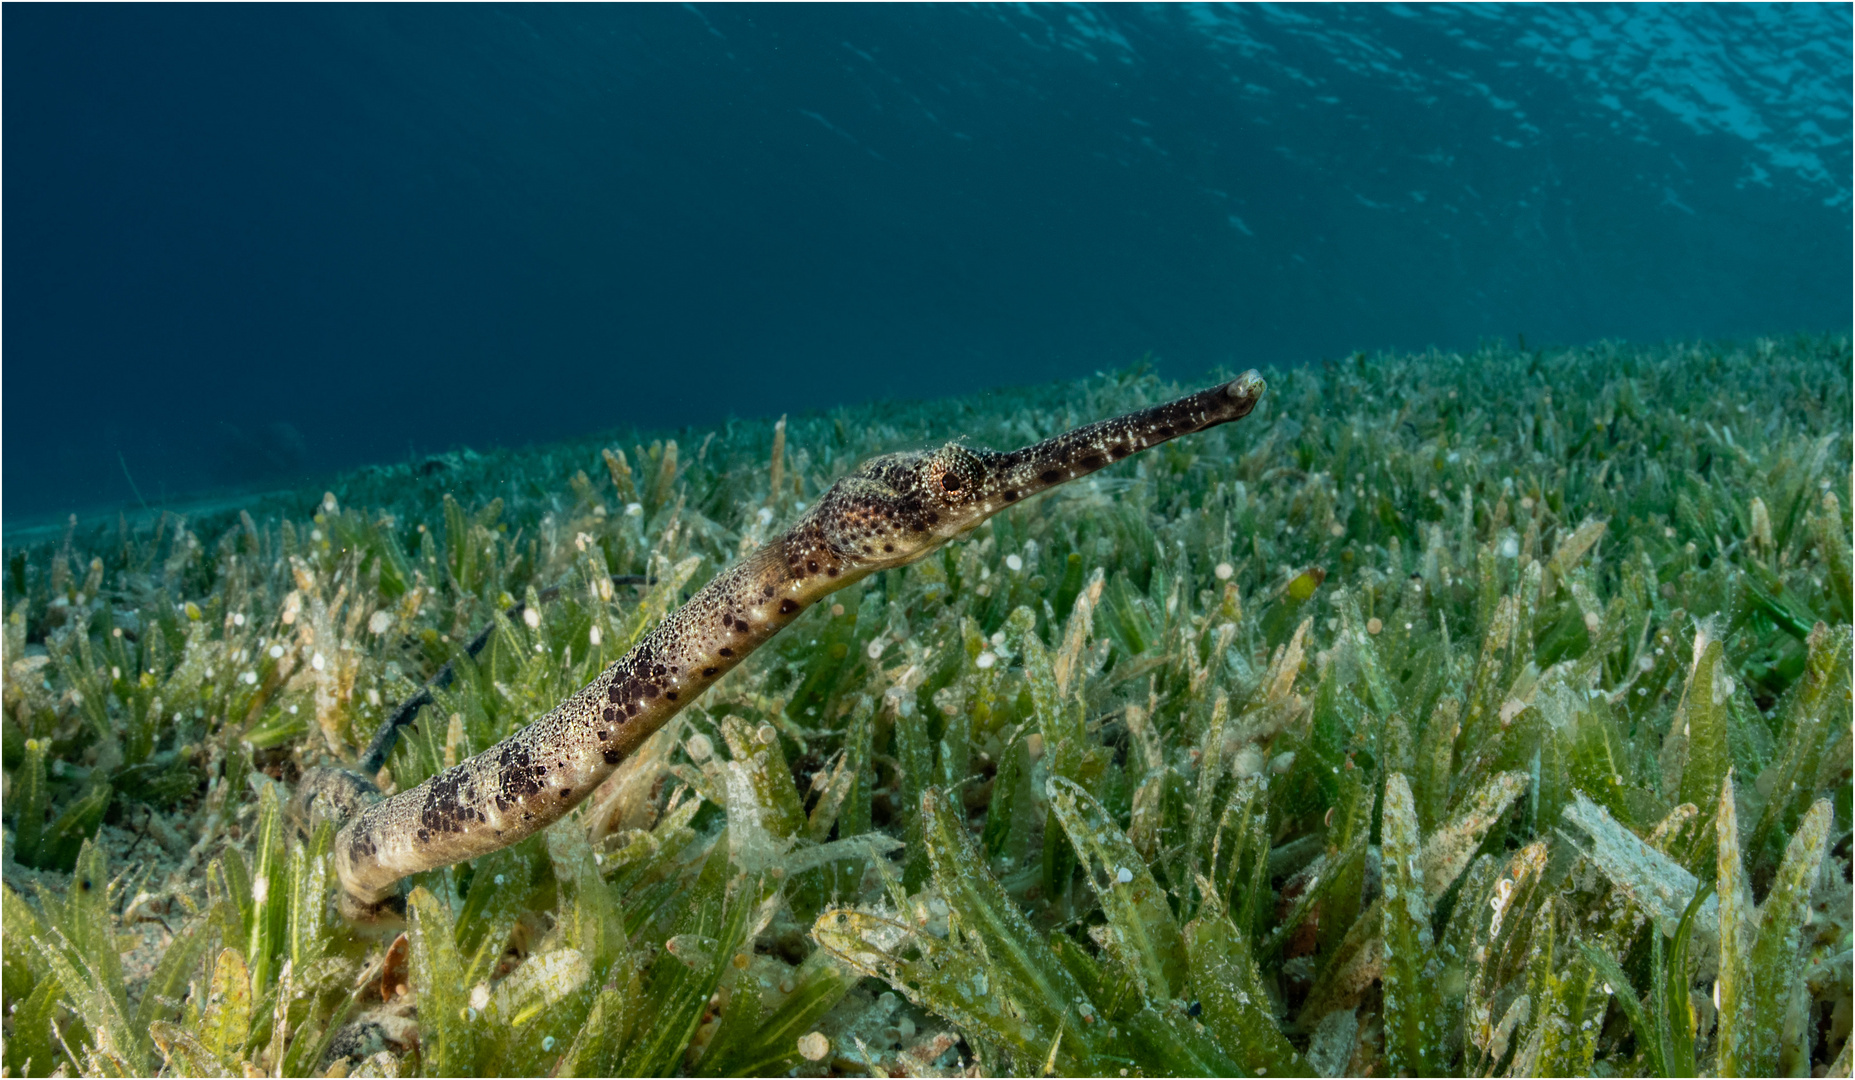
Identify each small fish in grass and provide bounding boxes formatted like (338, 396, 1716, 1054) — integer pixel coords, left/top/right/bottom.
(298, 372, 1267, 915)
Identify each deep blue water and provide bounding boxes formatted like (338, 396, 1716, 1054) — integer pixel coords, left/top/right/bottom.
(6, 3, 1850, 520)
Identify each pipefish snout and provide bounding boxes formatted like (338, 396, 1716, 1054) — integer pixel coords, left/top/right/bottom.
(296, 370, 1266, 915)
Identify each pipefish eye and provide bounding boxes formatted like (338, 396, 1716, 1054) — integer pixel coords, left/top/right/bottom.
(925, 460, 963, 501)
(925, 443, 984, 504)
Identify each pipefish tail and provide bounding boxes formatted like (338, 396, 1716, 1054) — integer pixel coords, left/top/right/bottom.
(297, 370, 1266, 915)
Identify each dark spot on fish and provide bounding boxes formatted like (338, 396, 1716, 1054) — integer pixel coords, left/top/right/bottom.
(1041, 469, 1061, 483)
(422, 768, 485, 835)
(665, 690, 678, 701)
(779, 598, 800, 615)
(1079, 454, 1105, 470)
(499, 741, 546, 799)
(559, 788, 572, 799)
(703, 666, 718, 677)
(603, 748, 622, 764)
(643, 684, 660, 699)
(1003, 490, 1019, 502)
(719, 647, 734, 657)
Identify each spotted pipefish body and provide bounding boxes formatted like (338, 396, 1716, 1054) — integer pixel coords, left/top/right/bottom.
(299, 371, 1266, 913)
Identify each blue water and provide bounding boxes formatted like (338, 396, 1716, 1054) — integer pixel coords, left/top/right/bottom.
(6, 3, 1849, 520)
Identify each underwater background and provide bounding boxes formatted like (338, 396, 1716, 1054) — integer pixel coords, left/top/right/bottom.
(5, 3, 1850, 523)
(4, 6, 1854, 1080)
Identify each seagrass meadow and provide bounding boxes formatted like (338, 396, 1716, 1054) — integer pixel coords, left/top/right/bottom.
(2, 336, 1850, 1078)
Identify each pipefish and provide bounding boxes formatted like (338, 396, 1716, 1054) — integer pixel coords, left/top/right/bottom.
(298, 371, 1266, 916)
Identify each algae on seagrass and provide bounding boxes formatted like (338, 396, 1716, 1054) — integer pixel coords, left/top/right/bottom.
(4, 335, 1851, 1077)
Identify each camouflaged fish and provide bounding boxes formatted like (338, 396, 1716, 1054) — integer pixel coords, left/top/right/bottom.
(298, 371, 1265, 915)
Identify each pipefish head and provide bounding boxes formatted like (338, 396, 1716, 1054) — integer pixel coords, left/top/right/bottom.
(803, 442, 996, 572)
(804, 370, 1266, 574)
